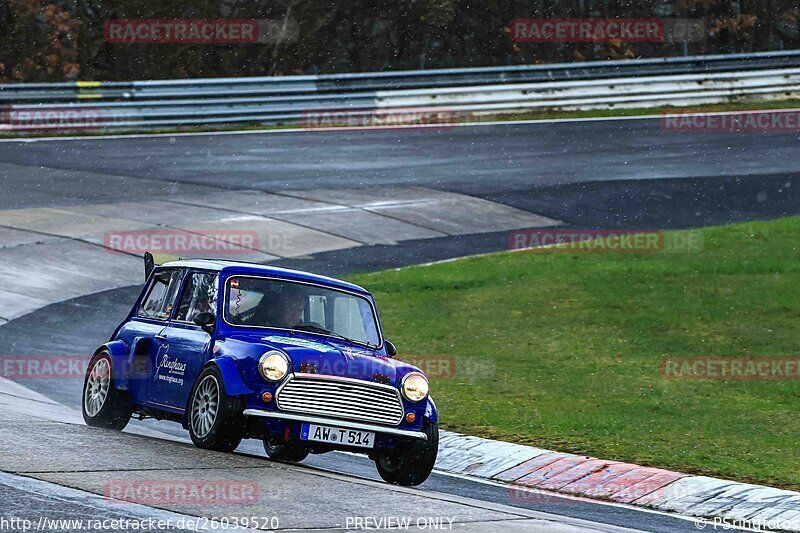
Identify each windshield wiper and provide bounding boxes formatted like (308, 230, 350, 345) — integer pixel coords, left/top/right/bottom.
(293, 325, 376, 349)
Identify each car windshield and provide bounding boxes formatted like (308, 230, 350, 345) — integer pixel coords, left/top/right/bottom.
(224, 276, 380, 347)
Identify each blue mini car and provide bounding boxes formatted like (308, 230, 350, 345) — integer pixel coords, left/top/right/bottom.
(82, 254, 439, 486)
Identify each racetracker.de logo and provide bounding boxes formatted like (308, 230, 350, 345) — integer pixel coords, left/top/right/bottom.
(1, 107, 103, 131)
(1, 355, 87, 380)
(399, 355, 496, 380)
(301, 108, 458, 130)
(661, 110, 800, 133)
(104, 230, 260, 255)
(400, 355, 457, 379)
(296, 355, 492, 380)
(104, 19, 298, 44)
(506, 18, 704, 43)
(509, 229, 703, 254)
(104, 480, 259, 505)
(507, 471, 691, 504)
(661, 356, 800, 381)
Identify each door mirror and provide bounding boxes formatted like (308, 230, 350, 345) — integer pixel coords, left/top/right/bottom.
(193, 312, 216, 335)
(385, 340, 397, 357)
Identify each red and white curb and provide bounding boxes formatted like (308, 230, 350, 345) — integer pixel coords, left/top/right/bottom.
(436, 431, 800, 530)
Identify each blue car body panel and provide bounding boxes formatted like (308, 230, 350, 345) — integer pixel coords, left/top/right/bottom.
(100, 260, 438, 450)
(96, 340, 130, 389)
(210, 356, 254, 396)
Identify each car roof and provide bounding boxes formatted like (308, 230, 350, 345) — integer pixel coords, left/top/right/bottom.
(159, 259, 371, 295)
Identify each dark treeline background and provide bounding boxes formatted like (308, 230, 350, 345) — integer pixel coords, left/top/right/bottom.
(1, 0, 799, 82)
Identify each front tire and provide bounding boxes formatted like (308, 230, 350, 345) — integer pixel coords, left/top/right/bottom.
(82, 351, 132, 431)
(188, 366, 244, 452)
(375, 420, 438, 486)
(263, 435, 310, 463)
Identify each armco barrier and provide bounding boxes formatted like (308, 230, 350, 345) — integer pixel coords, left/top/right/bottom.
(1, 50, 799, 131)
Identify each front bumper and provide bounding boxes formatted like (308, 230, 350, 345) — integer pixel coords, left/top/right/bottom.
(242, 409, 427, 441)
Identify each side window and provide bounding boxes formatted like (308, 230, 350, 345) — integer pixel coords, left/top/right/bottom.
(333, 296, 368, 341)
(308, 295, 327, 325)
(175, 272, 219, 323)
(138, 270, 183, 321)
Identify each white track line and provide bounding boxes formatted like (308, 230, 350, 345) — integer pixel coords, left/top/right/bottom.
(0, 115, 657, 143)
(5, 107, 799, 143)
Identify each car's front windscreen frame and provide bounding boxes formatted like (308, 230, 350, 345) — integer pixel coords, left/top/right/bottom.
(221, 274, 383, 349)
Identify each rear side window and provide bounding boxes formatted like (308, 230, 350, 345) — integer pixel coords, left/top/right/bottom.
(138, 270, 183, 321)
(175, 272, 219, 323)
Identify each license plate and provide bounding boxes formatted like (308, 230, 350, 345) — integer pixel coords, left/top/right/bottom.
(300, 423, 375, 449)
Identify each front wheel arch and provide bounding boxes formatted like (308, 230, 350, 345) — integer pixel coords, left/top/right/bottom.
(182, 359, 250, 429)
(423, 396, 438, 425)
(186, 365, 245, 452)
(210, 357, 254, 396)
(375, 420, 439, 486)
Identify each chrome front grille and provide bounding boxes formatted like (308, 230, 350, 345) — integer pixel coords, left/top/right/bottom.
(276, 374, 404, 426)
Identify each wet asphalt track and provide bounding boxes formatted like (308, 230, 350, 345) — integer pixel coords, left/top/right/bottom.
(2, 119, 800, 229)
(2, 117, 797, 531)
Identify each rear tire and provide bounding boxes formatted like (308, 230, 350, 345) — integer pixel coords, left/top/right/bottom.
(188, 366, 244, 452)
(82, 352, 132, 431)
(263, 435, 310, 463)
(375, 420, 438, 486)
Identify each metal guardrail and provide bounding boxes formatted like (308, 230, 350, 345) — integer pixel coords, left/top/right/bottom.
(1, 50, 799, 132)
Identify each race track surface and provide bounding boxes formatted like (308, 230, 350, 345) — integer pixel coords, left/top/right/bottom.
(1, 117, 793, 531)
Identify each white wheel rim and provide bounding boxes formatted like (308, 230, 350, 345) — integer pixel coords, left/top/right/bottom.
(84, 357, 111, 417)
(191, 375, 220, 439)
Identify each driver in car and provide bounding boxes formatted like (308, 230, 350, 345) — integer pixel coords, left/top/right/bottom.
(237, 285, 306, 329)
(268, 287, 307, 328)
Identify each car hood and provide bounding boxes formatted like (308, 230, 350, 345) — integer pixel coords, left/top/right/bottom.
(234, 332, 419, 384)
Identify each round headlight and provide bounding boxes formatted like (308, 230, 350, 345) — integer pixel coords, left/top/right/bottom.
(259, 351, 289, 382)
(401, 373, 429, 402)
